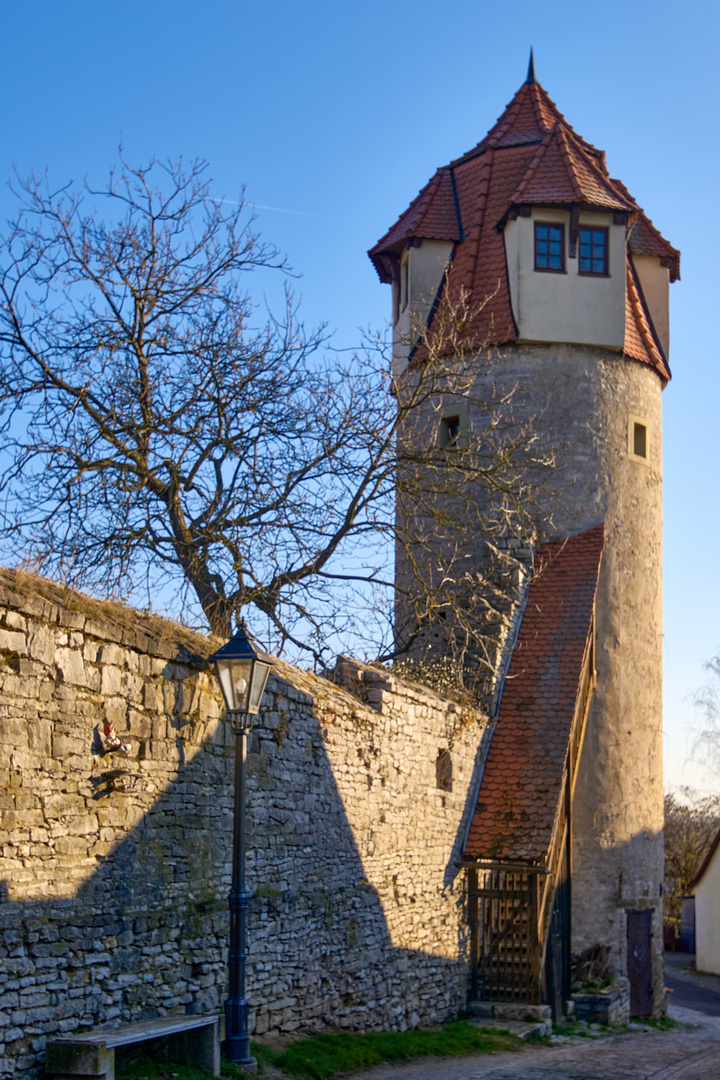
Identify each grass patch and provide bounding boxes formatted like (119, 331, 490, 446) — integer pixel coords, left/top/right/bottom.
(117, 1060, 218, 1080)
(571, 976, 613, 995)
(116, 1021, 522, 1080)
(553, 1015, 681, 1040)
(222, 1048, 276, 1076)
(265, 1021, 521, 1079)
(633, 1016, 679, 1030)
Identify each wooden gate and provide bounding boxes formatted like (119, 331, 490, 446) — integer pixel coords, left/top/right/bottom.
(469, 868, 540, 1002)
(627, 908, 654, 1016)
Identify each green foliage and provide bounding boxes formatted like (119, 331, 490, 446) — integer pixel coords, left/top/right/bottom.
(268, 1021, 520, 1079)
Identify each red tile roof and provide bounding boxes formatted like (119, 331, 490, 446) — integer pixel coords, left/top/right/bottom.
(625, 261, 671, 380)
(369, 76, 679, 381)
(370, 168, 462, 261)
(457, 79, 601, 158)
(506, 124, 635, 214)
(612, 179, 680, 282)
(463, 523, 605, 865)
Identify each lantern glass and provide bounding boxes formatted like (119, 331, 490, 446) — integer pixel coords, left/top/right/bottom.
(215, 657, 254, 714)
(248, 661, 272, 715)
(209, 625, 274, 721)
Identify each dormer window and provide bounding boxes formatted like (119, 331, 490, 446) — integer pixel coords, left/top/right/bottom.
(579, 227, 608, 275)
(534, 223, 565, 272)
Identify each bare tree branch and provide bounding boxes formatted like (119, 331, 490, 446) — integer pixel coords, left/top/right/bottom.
(0, 153, 551, 673)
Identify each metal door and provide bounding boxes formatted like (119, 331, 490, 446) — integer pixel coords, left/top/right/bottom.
(544, 839, 571, 1020)
(627, 908, 654, 1016)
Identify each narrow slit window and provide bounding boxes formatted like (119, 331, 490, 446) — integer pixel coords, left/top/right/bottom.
(436, 749, 453, 792)
(628, 416, 649, 463)
(633, 422, 647, 459)
(439, 415, 460, 447)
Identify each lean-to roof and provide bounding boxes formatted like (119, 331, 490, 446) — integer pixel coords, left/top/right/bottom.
(463, 524, 604, 865)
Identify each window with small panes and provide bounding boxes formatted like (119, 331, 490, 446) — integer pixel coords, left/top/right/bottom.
(534, 223, 565, 272)
(579, 227, 608, 276)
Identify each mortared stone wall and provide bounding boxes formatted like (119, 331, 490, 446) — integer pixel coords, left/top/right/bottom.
(0, 571, 488, 1076)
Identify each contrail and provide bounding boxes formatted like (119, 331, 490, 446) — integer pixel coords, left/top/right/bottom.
(217, 197, 339, 222)
(254, 203, 339, 221)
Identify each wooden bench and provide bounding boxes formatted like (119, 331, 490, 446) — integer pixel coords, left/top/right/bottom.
(45, 1014, 220, 1080)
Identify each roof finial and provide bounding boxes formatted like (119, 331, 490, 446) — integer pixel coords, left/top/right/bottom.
(525, 48, 537, 85)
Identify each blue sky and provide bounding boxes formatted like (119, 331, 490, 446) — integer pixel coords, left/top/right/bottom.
(2, 0, 718, 792)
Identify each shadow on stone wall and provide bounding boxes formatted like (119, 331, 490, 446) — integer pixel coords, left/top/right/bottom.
(1, 657, 483, 1077)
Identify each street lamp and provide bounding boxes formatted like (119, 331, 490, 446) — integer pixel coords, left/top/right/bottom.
(209, 624, 274, 1069)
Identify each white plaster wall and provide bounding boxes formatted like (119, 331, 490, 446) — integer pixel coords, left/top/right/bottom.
(393, 240, 454, 376)
(504, 209, 626, 348)
(695, 851, 720, 975)
(633, 254, 670, 359)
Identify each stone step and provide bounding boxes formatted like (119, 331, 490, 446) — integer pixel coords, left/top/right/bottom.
(467, 1000, 552, 1039)
(467, 1015, 549, 1041)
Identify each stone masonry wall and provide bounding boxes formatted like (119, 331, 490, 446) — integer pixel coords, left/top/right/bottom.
(392, 342, 666, 1013)
(0, 571, 488, 1076)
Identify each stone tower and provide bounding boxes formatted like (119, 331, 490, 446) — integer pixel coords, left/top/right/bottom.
(369, 60, 679, 1014)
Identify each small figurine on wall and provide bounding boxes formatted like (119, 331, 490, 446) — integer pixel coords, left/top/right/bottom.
(101, 718, 132, 756)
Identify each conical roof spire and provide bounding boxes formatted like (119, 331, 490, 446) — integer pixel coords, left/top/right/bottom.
(525, 48, 537, 85)
(368, 61, 679, 379)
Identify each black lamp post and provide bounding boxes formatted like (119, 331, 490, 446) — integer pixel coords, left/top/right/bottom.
(209, 625, 274, 1068)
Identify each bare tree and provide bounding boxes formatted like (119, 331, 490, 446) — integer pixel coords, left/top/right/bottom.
(0, 154, 549, 667)
(693, 656, 720, 774)
(391, 286, 552, 695)
(664, 788, 720, 918)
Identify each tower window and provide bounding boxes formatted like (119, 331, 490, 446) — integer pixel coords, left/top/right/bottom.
(628, 415, 649, 463)
(633, 422, 647, 458)
(534, 223, 565, 272)
(400, 253, 409, 310)
(579, 227, 608, 275)
(436, 749, 453, 792)
(439, 415, 460, 447)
